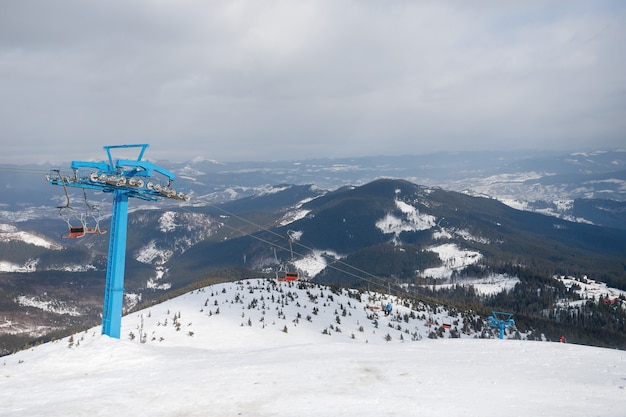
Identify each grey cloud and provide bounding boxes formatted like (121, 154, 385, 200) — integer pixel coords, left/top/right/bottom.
(1, 1, 624, 163)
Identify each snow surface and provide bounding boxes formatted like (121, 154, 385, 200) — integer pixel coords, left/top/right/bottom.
(2, 279, 626, 417)
(279, 208, 310, 226)
(0, 259, 38, 273)
(0, 223, 62, 250)
(14, 295, 81, 317)
(293, 249, 341, 278)
(279, 194, 319, 226)
(376, 199, 436, 237)
(555, 275, 626, 307)
(428, 273, 520, 296)
(0, 222, 101, 272)
(158, 211, 178, 232)
(433, 227, 490, 244)
(257, 184, 291, 195)
(421, 243, 482, 279)
(135, 239, 172, 265)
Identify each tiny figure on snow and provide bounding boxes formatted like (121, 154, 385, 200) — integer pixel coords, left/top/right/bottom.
(385, 303, 392, 316)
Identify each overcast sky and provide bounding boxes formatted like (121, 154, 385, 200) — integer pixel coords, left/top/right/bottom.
(1, 1, 624, 164)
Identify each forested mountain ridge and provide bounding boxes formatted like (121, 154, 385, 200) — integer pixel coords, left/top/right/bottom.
(2, 176, 626, 353)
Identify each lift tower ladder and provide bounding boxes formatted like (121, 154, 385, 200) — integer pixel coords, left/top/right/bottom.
(47, 144, 188, 338)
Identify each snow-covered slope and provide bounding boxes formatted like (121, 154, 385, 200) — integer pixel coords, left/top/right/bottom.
(0, 223, 62, 250)
(0, 223, 64, 272)
(2, 279, 626, 417)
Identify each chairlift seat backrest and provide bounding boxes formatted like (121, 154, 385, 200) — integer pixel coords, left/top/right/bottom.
(284, 272, 298, 281)
(63, 226, 85, 239)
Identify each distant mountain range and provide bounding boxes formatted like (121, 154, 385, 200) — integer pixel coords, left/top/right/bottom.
(1, 149, 626, 353)
(1, 149, 625, 227)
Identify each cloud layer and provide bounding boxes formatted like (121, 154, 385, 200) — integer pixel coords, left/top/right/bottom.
(1, 1, 624, 163)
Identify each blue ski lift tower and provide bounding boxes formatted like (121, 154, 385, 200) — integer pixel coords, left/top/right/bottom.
(488, 311, 515, 340)
(47, 144, 188, 338)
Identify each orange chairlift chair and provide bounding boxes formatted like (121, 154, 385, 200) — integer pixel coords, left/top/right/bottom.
(56, 171, 107, 238)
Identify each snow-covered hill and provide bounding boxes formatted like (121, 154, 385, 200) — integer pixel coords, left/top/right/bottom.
(2, 279, 626, 416)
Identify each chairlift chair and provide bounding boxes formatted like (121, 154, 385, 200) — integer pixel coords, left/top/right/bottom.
(282, 235, 299, 281)
(274, 236, 299, 282)
(277, 261, 299, 282)
(56, 172, 106, 238)
(282, 272, 298, 282)
(82, 189, 107, 235)
(59, 205, 87, 239)
(55, 170, 86, 239)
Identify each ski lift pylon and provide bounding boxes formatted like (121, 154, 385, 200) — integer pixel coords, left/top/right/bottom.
(488, 311, 515, 339)
(48, 144, 188, 339)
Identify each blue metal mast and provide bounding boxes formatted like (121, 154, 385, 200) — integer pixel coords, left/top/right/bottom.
(101, 190, 129, 338)
(47, 144, 188, 338)
(488, 311, 515, 339)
